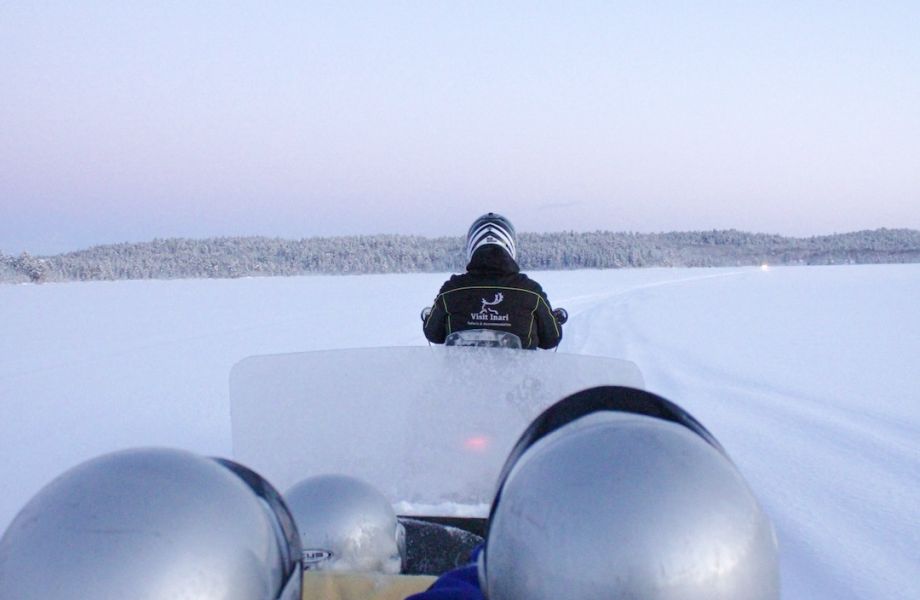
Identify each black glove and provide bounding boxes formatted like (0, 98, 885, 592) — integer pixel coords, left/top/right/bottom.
(552, 307, 568, 325)
(420, 306, 432, 322)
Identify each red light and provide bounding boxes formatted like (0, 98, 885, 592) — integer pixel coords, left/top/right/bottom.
(464, 436, 489, 452)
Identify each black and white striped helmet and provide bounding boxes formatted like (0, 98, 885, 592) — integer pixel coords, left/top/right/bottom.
(466, 213, 516, 261)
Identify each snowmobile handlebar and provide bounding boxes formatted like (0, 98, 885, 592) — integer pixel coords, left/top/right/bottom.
(553, 307, 568, 325)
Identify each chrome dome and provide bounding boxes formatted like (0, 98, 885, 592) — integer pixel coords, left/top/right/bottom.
(480, 388, 780, 600)
(285, 474, 405, 574)
(0, 447, 301, 600)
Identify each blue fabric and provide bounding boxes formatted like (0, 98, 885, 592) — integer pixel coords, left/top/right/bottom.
(404, 545, 485, 600)
(404, 564, 484, 600)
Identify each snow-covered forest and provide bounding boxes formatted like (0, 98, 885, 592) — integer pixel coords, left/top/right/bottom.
(3, 228, 919, 283)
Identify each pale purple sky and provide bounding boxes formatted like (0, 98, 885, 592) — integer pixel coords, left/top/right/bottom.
(2, 2, 918, 254)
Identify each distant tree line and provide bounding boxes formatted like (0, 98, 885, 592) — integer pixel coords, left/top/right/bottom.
(2, 228, 919, 284)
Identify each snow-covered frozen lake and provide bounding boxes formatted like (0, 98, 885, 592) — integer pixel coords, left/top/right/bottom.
(1, 264, 918, 599)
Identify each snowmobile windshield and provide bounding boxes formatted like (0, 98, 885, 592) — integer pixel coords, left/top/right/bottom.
(229, 347, 644, 515)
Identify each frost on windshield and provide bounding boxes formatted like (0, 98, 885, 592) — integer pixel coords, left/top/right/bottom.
(230, 347, 644, 512)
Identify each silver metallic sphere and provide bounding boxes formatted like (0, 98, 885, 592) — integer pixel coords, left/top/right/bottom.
(0, 448, 301, 600)
(285, 474, 405, 574)
(481, 412, 780, 600)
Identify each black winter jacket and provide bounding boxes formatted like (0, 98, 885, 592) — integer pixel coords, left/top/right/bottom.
(423, 246, 562, 350)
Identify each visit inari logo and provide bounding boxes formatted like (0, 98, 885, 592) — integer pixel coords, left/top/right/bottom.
(472, 292, 510, 322)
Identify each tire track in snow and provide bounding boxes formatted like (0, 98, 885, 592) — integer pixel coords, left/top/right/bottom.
(558, 268, 748, 356)
(562, 267, 920, 600)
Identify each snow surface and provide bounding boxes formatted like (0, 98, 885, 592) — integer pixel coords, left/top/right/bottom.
(1, 265, 918, 598)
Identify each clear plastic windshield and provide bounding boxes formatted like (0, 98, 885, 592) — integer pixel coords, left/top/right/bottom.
(230, 347, 644, 514)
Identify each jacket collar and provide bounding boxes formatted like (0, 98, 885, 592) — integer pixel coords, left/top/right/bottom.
(466, 245, 520, 275)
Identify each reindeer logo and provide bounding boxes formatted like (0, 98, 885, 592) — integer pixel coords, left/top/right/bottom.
(479, 293, 504, 316)
(470, 292, 510, 323)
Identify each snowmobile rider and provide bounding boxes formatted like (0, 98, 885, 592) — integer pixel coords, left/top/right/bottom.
(422, 213, 565, 350)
